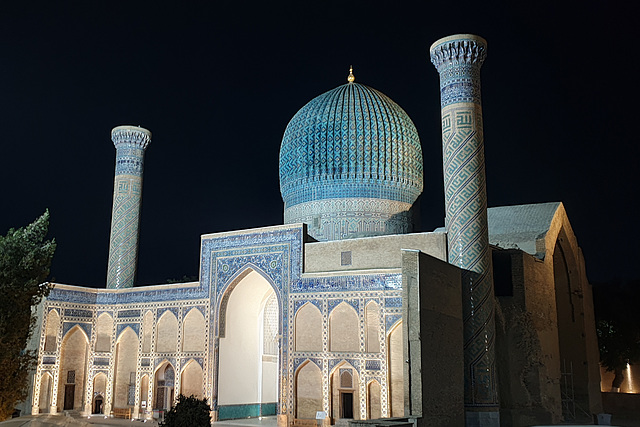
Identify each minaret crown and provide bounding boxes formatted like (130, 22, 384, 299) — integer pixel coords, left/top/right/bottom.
(429, 34, 487, 71)
(111, 125, 152, 150)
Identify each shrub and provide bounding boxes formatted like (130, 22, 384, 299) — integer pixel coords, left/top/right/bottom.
(160, 394, 211, 427)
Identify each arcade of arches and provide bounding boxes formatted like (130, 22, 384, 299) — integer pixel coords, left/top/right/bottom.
(32, 268, 405, 422)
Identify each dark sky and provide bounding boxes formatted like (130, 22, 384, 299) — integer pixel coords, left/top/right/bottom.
(1, 2, 637, 287)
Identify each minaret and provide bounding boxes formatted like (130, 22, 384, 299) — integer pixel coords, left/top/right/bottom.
(430, 35, 499, 425)
(106, 125, 151, 289)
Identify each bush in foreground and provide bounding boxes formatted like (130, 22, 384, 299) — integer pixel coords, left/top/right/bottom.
(160, 394, 211, 427)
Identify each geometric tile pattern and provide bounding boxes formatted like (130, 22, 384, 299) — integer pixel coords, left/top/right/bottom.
(284, 197, 414, 241)
(279, 81, 423, 241)
(430, 35, 499, 407)
(106, 126, 151, 289)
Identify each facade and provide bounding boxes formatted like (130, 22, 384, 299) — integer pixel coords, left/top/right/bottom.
(24, 34, 602, 427)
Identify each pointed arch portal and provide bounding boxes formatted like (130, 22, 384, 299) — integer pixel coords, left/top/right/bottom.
(218, 269, 280, 420)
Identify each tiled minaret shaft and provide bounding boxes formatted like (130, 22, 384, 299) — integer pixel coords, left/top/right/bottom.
(106, 126, 151, 289)
(430, 35, 499, 414)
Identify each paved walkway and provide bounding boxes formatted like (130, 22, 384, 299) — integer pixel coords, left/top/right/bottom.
(213, 417, 278, 427)
(0, 414, 282, 427)
(0, 415, 157, 427)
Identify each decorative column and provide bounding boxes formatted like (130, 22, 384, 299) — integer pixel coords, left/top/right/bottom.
(106, 126, 151, 289)
(430, 35, 499, 425)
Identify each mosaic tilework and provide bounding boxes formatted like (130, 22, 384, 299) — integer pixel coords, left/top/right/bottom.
(116, 323, 140, 337)
(201, 225, 303, 414)
(430, 37, 486, 107)
(47, 282, 207, 305)
(328, 298, 359, 314)
(106, 126, 151, 289)
(94, 357, 110, 366)
(430, 34, 498, 408)
(65, 309, 92, 318)
(290, 273, 401, 293)
(365, 360, 381, 370)
(62, 321, 91, 338)
(293, 299, 322, 313)
(385, 314, 402, 331)
(42, 356, 56, 365)
(384, 297, 402, 308)
(284, 197, 414, 241)
(117, 309, 141, 318)
(279, 82, 423, 241)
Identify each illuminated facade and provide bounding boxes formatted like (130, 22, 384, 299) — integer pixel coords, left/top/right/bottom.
(24, 34, 603, 427)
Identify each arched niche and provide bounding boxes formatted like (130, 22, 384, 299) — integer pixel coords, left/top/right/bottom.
(329, 302, 359, 352)
(141, 311, 153, 353)
(156, 310, 178, 353)
(367, 380, 382, 420)
(365, 302, 381, 353)
(553, 230, 591, 415)
(295, 303, 322, 352)
(218, 269, 279, 419)
(329, 362, 360, 421)
(139, 374, 149, 413)
(92, 373, 107, 414)
(154, 362, 175, 411)
(295, 360, 322, 419)
(182, 308, 205, 352)
(57, 325, 90, 411)
(44, 309, 60, 352)
(113, 327, 139, 409)
(94, 312, 113, 352)
(180, 359, 204, 399)
(387, 320, 404, 417)
(38, 372, 53, 413)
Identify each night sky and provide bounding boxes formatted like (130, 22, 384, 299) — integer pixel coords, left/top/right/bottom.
(1, 2, 637, 288)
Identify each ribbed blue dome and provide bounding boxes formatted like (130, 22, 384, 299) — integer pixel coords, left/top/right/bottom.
(279, 81, 424, 241)
(280, 82, 423, 206)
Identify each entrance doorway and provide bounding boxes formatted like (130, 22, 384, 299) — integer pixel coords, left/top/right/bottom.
(330, 365, 359, 421)
(93, 395, 104, 414)
(340, 392, 354, 418)
(218, 270, 279, 419)
(154, 363, 175, 411)
(63, 385, 75, 410)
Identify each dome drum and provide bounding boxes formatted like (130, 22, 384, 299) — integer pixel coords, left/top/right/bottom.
(284, 198, 414, 241)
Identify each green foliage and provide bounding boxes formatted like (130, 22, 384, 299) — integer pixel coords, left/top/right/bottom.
(160, 394, 211, 427)
(0, 211, 56, 420)
(593, 279, 640, 390)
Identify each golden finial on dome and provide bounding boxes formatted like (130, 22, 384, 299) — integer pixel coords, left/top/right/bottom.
(347, 65, 355, 83)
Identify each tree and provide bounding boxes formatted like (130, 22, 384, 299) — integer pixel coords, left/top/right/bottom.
(0, 211, 56, 420)
(593, 279, 640, 391)
(160, 394, 211, 427)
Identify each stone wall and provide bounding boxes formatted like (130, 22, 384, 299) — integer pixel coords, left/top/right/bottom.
(493, 204, 602, 425)
(403, 250, 464, 427)
(304, 232, 446, 273)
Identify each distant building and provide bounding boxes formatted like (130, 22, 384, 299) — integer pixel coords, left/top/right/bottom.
(24, 35, 602, 427)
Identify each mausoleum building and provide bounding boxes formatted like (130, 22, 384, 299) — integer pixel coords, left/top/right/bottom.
(23, 35, 603, 427)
